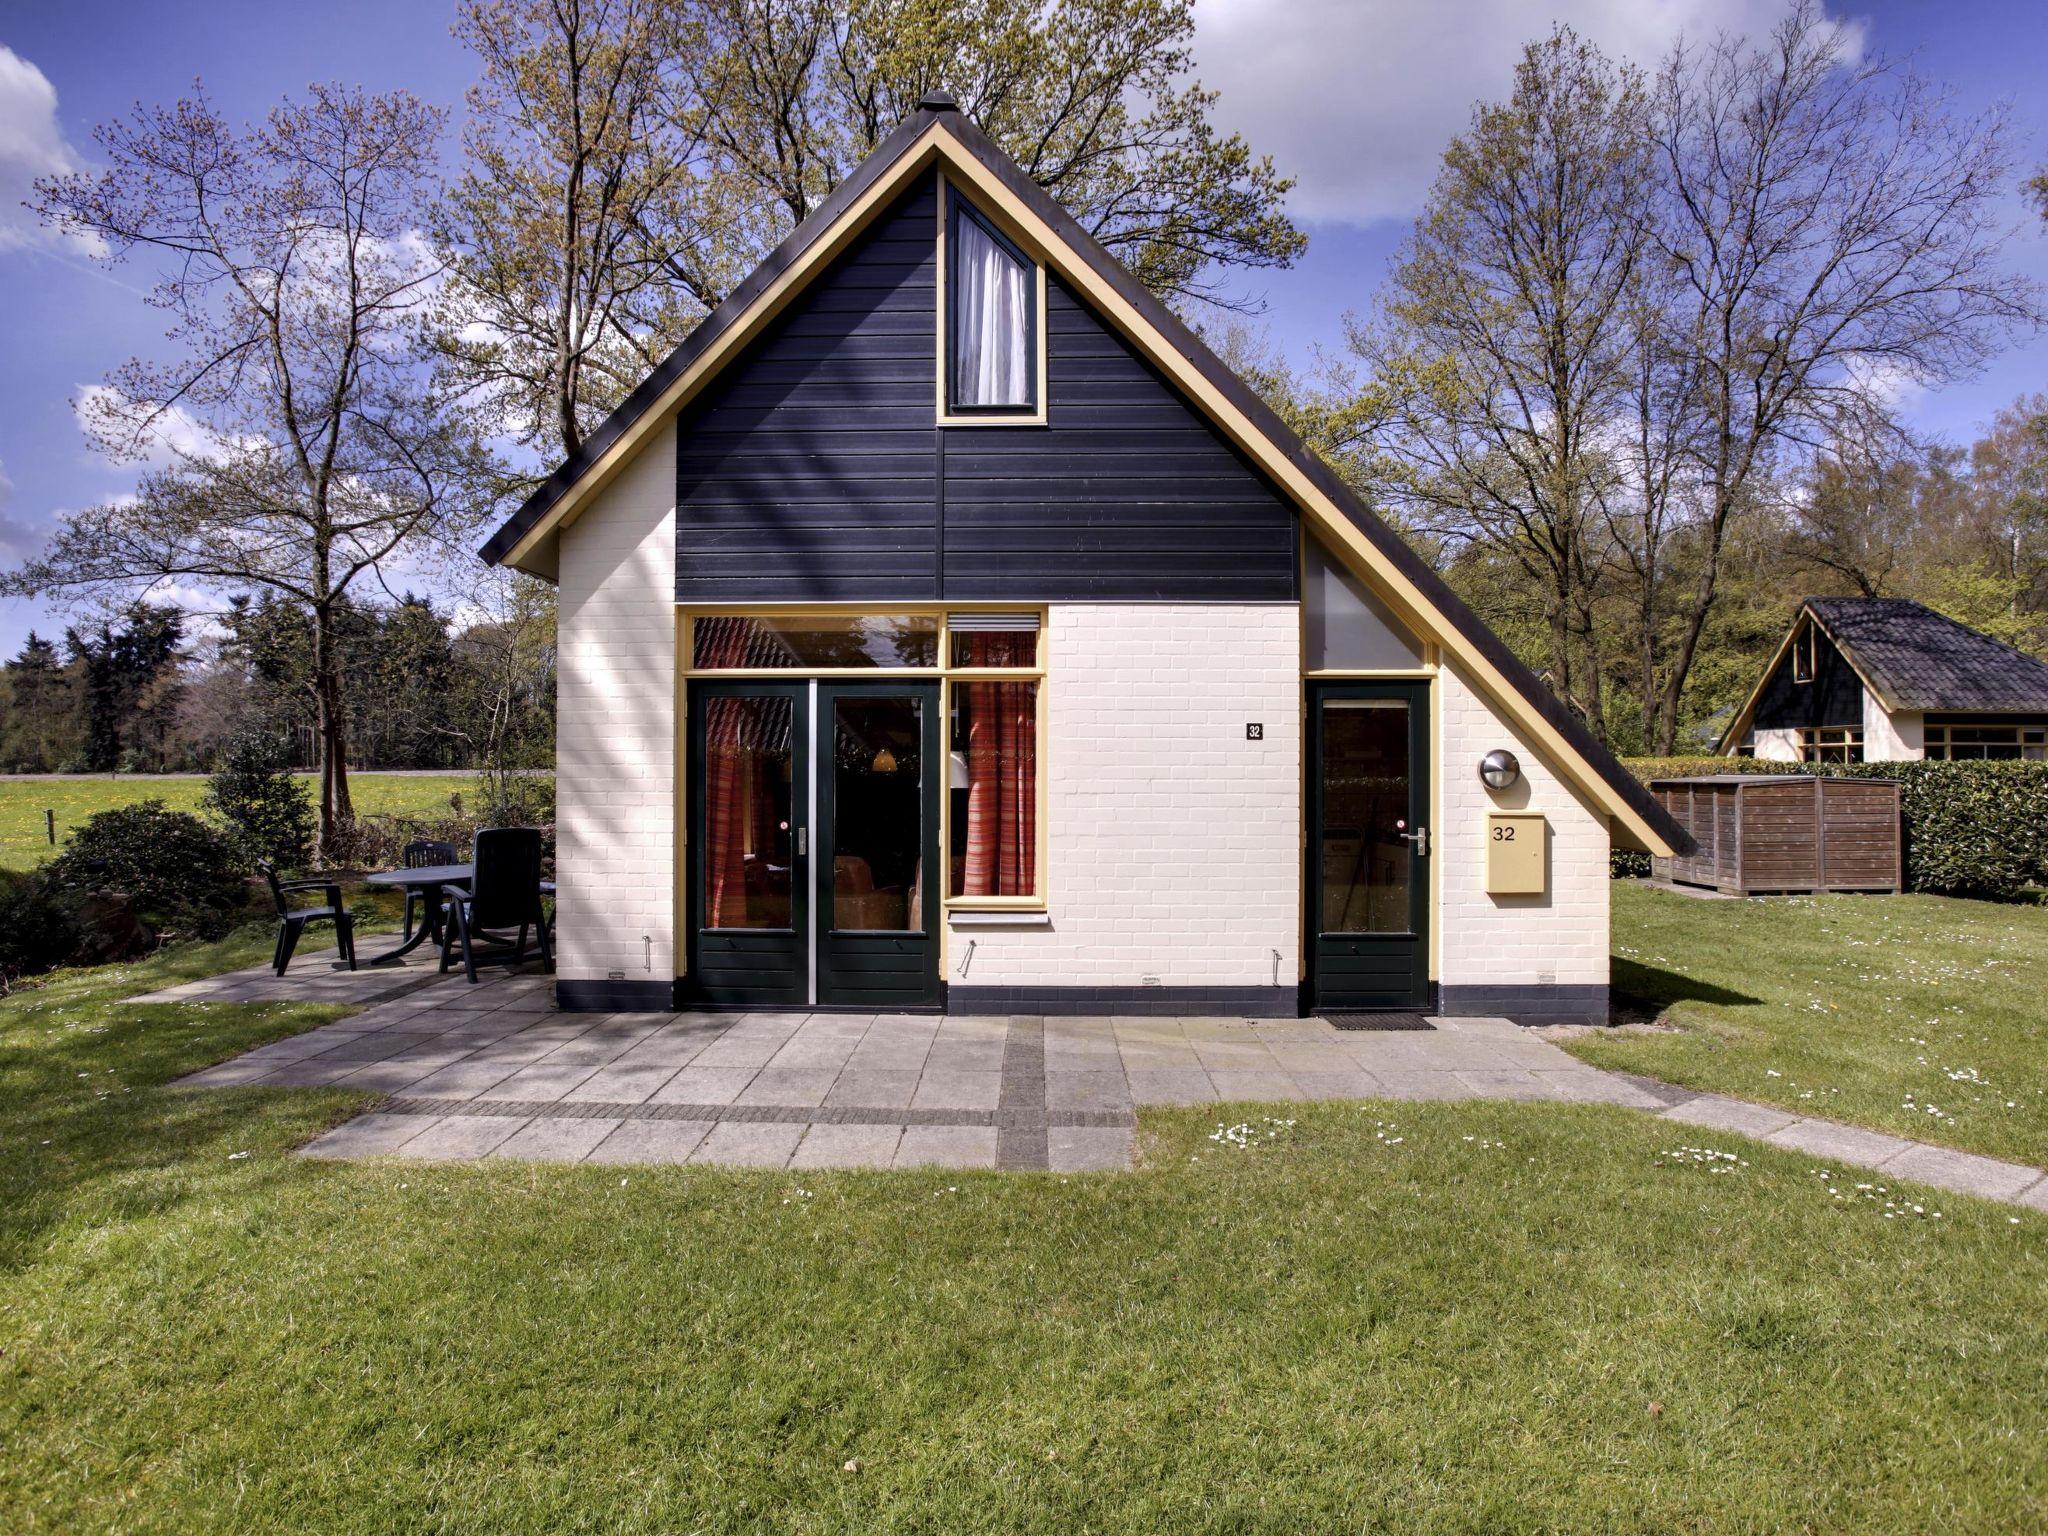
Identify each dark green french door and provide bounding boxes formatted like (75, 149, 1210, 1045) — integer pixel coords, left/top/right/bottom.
(1306, 680, 1431, 1011)
(684, 679, 941, 1010)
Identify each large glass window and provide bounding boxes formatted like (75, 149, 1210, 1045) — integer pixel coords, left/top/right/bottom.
(948, 197, 1036, 413)
(1320, 699, 1412, 933)
(949, 681, 1038, 898)
(1925, 722, 2048, 760)
(1799, 726, 1862, 764)
(692, 614, 938, 670)
(700, 694, 794, 929)
(831, 696, 925, 932)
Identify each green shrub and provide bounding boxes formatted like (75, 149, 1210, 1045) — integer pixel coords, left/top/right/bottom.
(0, 869, 80, 985)
(43, 801, 251, 940)
(1618, 756, 2048, 900)
(204, 730, 315, 869)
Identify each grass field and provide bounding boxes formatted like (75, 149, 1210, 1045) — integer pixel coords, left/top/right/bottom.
(1568, 882, 2048, 1167)
(2, 932, 2045, 1531)
(0, 772, 481, 870)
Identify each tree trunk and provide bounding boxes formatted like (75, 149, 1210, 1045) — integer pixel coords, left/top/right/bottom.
(309, 599, 354, 856)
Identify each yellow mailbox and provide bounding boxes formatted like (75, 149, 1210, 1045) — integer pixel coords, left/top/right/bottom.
(1486, 812, 1547, 895)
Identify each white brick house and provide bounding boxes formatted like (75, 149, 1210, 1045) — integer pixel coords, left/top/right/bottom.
(483, 95, 1682, 1022)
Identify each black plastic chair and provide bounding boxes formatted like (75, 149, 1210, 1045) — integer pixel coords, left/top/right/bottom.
(260, 862, 356, 976)
(399, 839, 460, 944)
(438, 827, 551, 984)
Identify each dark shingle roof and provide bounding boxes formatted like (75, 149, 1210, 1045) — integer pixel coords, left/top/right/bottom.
(1806, 597, 2048, 712)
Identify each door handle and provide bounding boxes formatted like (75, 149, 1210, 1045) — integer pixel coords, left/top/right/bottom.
(797, 827, 807, 856)
(1402, 826, 1429, 858)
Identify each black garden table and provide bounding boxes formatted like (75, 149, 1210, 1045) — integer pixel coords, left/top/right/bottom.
(361, 863, 471, 965)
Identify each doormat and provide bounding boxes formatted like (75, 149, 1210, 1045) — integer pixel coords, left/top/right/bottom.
(1321, 1012, 1434, 1031)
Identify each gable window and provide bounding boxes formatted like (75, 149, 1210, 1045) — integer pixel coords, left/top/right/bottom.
(1799, 726, 1861, 764)
(947, 193, 1037, 414)
(1791, 622, 1817, 683)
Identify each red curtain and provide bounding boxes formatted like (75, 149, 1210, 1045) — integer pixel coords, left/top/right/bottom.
(960, 633, 1037, 896)
(697, 622, 751, 928)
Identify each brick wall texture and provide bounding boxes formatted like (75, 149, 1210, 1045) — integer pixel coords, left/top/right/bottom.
(554, 422, 677, 985)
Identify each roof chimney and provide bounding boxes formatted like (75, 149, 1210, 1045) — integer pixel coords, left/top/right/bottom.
(917, 90, 959, 113)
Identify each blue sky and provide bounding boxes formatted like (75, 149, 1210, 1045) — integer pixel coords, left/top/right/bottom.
(3, 0, 2045, 657)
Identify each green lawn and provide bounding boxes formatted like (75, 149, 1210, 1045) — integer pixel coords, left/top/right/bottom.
(0, 772, 482, 870)
(1575, 881, 2048, 1167)
(3, 934, 2045, 1531)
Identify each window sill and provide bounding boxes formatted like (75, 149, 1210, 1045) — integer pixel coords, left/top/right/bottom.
(946, 909, 1051, 928)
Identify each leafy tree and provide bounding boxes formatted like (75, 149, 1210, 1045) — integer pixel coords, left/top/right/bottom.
(438, 0, 1306, 457)
(0, 634, 81, 773)
(63, 606, 185, 773)
(5, 84, 490, 851)
(204, 730, 316, 869)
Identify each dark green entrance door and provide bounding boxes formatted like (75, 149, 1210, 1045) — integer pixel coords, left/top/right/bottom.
(1306, 681, 1431, 1011)
(815, 681, 941, 1009)
(685, 679, 941, 1010)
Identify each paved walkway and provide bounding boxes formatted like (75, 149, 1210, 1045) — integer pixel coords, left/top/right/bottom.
(153, 951, 2048, 1205)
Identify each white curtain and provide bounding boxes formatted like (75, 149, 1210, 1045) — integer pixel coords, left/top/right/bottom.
(954, 214, 1030, 407)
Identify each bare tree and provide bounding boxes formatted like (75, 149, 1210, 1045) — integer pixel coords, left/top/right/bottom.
(1645, 0, 2040, 748)
(5, 85, 485, 850)
(1344, 29, 1655, 739)
(435, 0, 743, 458)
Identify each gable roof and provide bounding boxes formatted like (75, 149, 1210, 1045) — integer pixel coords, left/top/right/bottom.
(1718, 596, 2048, 751)
(1805, 598, 2048, 713)
(480, 96, 1685, 857)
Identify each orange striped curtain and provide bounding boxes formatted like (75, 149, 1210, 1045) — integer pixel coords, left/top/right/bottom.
(960, 633, 1037, 896)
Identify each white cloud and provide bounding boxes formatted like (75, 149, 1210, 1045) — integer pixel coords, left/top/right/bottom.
(0, 456, 42, 568)
(0, 45, 89, 253)
(72, 384, 259, 466)
(1192, 0, 1856, 225)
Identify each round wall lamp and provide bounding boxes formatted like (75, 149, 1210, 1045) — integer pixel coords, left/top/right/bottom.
(1479, 749, 1521, 790)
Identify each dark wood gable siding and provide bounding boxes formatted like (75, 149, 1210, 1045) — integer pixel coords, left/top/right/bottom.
(941, 274, 1296, 600)
(1753, 623, 1865, 731)
(675, 171, 1297, 604)
(674, 179, 941, 602)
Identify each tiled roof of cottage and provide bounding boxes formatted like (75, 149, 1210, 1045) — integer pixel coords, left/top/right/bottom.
(1806, 597, 2048, 712)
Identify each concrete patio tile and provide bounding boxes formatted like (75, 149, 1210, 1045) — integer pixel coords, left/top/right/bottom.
(298, 1112, 436, 1158)
(313, 1033, 437, 1063)
(687, 1038, 789, 1072)
(537, 1030, 645, 1063)
(252, 1061, 363, 1088)
(1047, 1126, 1134, 1173)
(895, 1125, 999, 1169)
(1125, 1067, 1219, 1106)
(1366, 1069, 1481, 1101)
(690, 1121, 805, 1168)
(453, 1035, 564, 1068)
(1660, 1096, 1802, 1138)
(585, 1120, 714, 1164)
(333, 1060, 449, 1093)
(791, 1123, 904, 1169)
(394, 1114, 530, 1160)
(1451, 1069, 1565, 1101)
(1290, 1071, 1384, 1101)
(1044, 1072, 1132, 1112)
(824, 1069, 922, 1109)
(846, 1040, 937, 1072)
(401, 1061, 523, 1100)
(1269, 1046, 1364, 1073)
(560, 1064, 682, 1105)
(1193, 1041, 1281, 1070)
(1765, 1118, 1916, 1165)
(1207, 1069, 1304, 1102)
(1879, 1144, 2044, 1202)
(909, 1068, 1002, 1111)
(488, 1061, 603, 1102)
(767, 1036, 864, 1071)
(649, 1067, 760, 1106)
(488, 1117, 623, 1163)
(923, 1040, 1008, 1072)
(1116, 1042, 1203, 1069)
(736, 1067, 841, 1108)
(609, 1032, 718, 1069)
(1535, 1070, 1670, 1108)
(2013, 1176, 2048, 1214)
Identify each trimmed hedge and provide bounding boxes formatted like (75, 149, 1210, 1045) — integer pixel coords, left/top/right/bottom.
(1615, 756, 2048, 900)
